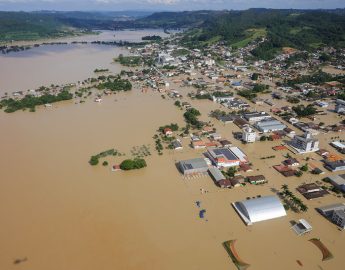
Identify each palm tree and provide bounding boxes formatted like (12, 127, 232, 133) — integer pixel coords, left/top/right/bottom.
(300, 204, 308, 212)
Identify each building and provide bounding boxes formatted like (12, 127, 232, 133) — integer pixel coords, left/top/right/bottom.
(218, 179, 232, 188)
(192, 140, 206, 149)
(227, 98, 250, 110)
(242, 127, 256, 143)
(158, 53, 175, 65)
(207, 147, 248, 168)
(330, 141, 345, 154)
(292, 219, 313, 236)
(317, 203, 345, 229)
(283, 158, 300, 167)
(243, 111, 271, 123)
(232, 196, 287, 225)
(164, 128, 173, 137)
(296, 183, 329, 200)
(324, 160, 345, 172)
(172, 140, 183, 150)
(208, 167, 226, 182)
(246, 175, 267, 185)
(335, 99, 345, 114)
(327, 174, 345, 192)
(290, 132, 320, 154)
(178, 158, 209, 175)
(255, 118, 286, 133)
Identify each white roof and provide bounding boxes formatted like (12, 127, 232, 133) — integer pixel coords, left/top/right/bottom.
(229, 147, 247, 162)
(236, 196, 286, 224)
(331, 141, 345, 149)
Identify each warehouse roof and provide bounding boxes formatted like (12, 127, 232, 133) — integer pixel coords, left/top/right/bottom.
(232, 195, 286, 225)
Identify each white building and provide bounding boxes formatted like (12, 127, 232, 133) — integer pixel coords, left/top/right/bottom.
(232, 196, 287, 225)
(242, 127, 256, 143)
(290, 132, 319, 154)
(255, 118, 286, 133)
(243, 111, 271, 123)
(335, 99, 345, 114)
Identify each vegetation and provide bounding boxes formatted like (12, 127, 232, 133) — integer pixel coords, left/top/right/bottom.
(0, 90, 73, 113)
(174, 100, 181, 108)
(114, 54, 142, 67)
(300, 164, 309, 172)
(89, 148, 121, 166)
(209, 109, 228, 119)
(286, 71, 345, 86)
(96, 75, 132, 91)
(158, 123, 179, 133)
(0, 11, 85, 42)
(142, 35, 162, 41)
(292, 104, 317, 117)
(119, 158, 147, 170)
(183, 108, 203, 129)
(281, 184, 308, 212)
(94, 68, 109, 73)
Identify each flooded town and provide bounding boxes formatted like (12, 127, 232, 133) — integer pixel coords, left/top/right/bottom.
(0, 6, 345, 270)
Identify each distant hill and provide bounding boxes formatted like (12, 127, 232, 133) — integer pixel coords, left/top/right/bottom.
(139, 9, 345, 60)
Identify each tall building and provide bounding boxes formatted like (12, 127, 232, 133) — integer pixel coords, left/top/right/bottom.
(290, 132, 319, 154)
(242, 127, 256, 143)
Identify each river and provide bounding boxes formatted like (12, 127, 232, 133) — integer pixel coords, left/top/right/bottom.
(0, 29, 170, 95)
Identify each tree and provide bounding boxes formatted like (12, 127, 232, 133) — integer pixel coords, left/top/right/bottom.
(227, 167, 237, 177)
(295, 171, 303, 177)
(300, 164, 309, 172)
(251, 73, 259, 81)
(120, 158, 147, 170)
(89, 156, 99, 166)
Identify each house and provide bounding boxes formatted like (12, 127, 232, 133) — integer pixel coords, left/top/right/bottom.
(209, 133, 221, 140)
(327, 174, 345, 192)
(233, 117, 249, 128)
(178, 158, 209, 175)
(192, 140, 206, 149)
(296, 183, 329, 200)
(219, 139, 232, 147)
(207, 147, 248, 168)
(246, 175, 267, 184)
(283, 158, 300, 167)
(284, 128, 296, 138)
(317, 203, 345, 229)
(290, 132, 319, 154)
(242, 127, 256, 143)
(218, 179, 232, 188)
(239, 163, 253, 172)
(164, 128, 173, 137)
(273, 164, 297, 177)
(172, 140, 183, 150)
(255, 118, 286, 133)
(219, 115, 237, 124)
(324, 160, 345, 172)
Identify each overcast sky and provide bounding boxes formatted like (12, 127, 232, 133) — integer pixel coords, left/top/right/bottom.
(0, 0, 344, 11)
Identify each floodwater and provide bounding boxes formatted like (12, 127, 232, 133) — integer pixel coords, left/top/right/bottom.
(0, 29, 171, 95)
(0, 31, 345, 270)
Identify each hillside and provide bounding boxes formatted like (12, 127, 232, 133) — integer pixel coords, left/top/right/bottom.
(177, 9, 345, 59)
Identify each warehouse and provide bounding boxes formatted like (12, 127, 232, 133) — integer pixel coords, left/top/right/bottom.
(232, 195, 286, 225)
(178, 158, 209, 175)
(255, 118, 286, 133)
